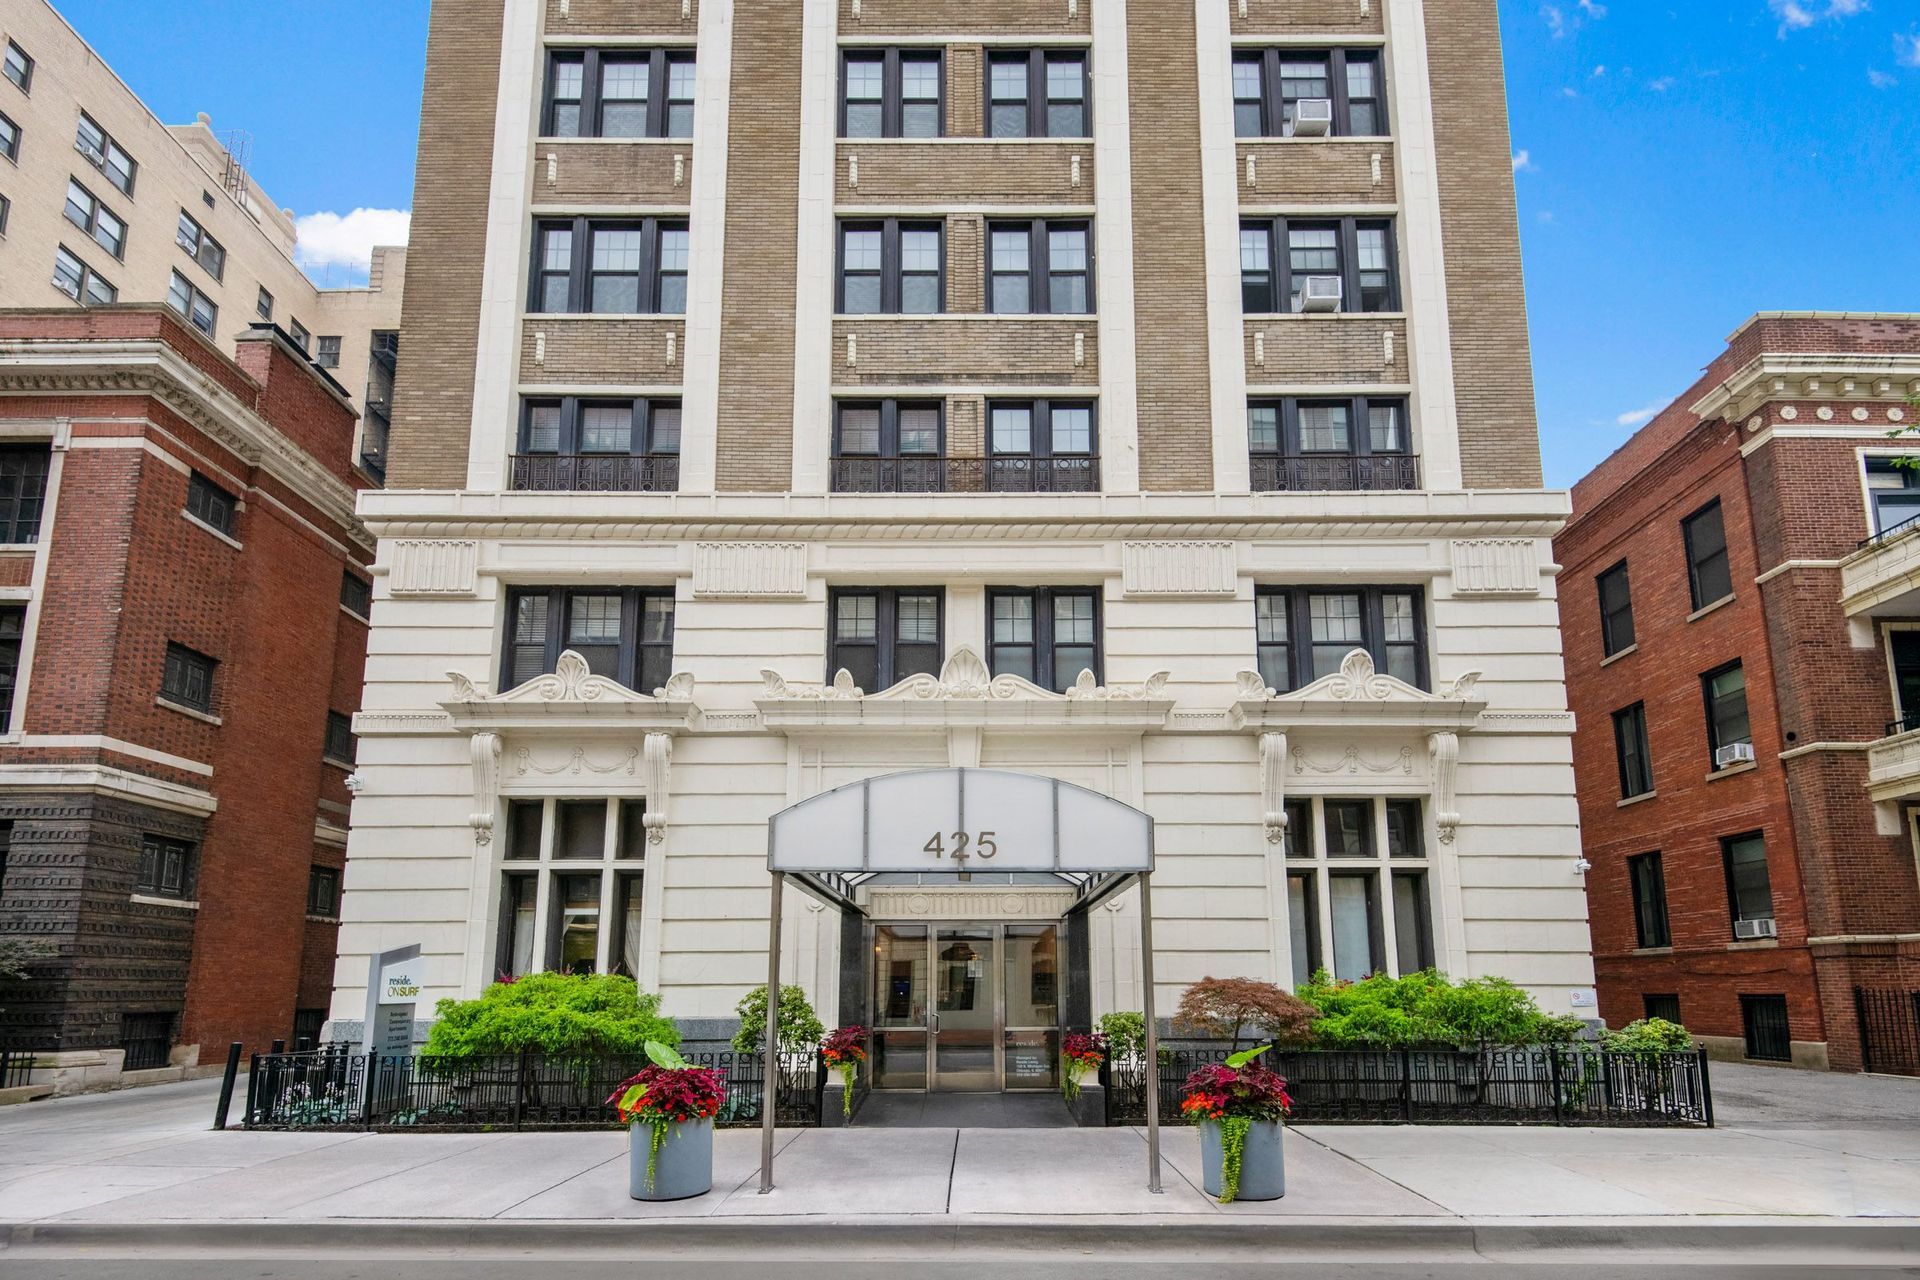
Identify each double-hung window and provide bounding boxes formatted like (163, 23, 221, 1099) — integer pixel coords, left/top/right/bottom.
(829, 588, 943, 691)
(1597, 560, 1635, 657)
(324, 711, 356, 765)
(1865, 458, 1920, 536)
(1241, 216, 1397, 313)
(0, 604, 23, 726)
(987, 220, 1092, 314)
(1285, 797, 1431, 982)
(1253, 586, 1425, 692)
(1683, 499, 1732, 610)
(543, 49, 696, 138)
(3, 41, 31, 93)
(1721, 833, 1775, 931)
(0, 446, 50, 544)
(255, 287, 274, 321)
(315, 336, 341, 369)
(504, 587, 676, 695)
(1628, 852, 1670, 949)
(499, 798, 649, 978)
(175, 210, 225, 280)
(838, 219, 942, 314)
(167, 270, 217, 336)
(986, 399, 1098, 492)
(288, 319, 311, 353)
(307, 866, 341, 918)
(831, 400, 944, 493)
(1232, 48, 1387, 138)
(54, 245, 115, 305)
(63, 179, 125, 258)
(136, 834, 196, 900)
(75, 114, 135, 195)
(516, 396, 681, 491)
(840, 48, 943, 138)
(160, 643, 216, 714)
(988, 587, 1101, 693)
(1702, 661, 1751, 766)
(529, 218, 689, 315)
(0, 110, 19, 162)
(1613, 702, 1652, 799)
(1248, 396, 1412, 491)
(987, 50, 1089, 137)
(185, 471, 237, 537)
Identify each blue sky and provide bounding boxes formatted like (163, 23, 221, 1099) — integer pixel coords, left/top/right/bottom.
(52, 0, 1918, 487)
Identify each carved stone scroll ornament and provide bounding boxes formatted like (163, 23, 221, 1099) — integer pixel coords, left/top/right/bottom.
(1429, 730, 1461, 845)
(1234, 650, 1483, 704)
(469, 732, 502, 846)
(447, 650, 695, 705)
(643, 732, 671, 844)
(761, 645, 1170, 703)
(1259, 731, 1288, 844)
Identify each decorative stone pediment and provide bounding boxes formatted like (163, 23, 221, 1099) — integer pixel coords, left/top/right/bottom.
(441, 650, 700, 734)
(1230, 650, 1484, 733)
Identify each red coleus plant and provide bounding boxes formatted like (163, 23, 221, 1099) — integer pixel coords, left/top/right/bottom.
(1060, 1031, 1108, 1103)
(607, 1042, 728, 1193)
(821, 1026, 868, 1119)
(1179, 1047, 1293, 1125)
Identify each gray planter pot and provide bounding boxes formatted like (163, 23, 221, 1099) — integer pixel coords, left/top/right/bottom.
(629, 1117, 713, 1201)
(1198, 1118, 1285, 1202)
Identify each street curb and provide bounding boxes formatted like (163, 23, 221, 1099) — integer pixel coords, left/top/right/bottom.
(6, 1217, 1919, 1262)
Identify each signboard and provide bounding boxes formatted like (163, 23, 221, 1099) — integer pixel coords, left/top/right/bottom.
(768, 769, 1152, 875)
(361, 944, 421, 1059)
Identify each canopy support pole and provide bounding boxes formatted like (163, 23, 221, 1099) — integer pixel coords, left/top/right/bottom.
(758, 871, 784, 1194)
(1139, 871, 1163, 1193)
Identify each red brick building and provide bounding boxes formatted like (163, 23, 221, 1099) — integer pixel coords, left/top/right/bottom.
(1558, 312, 1920, 1073)
(0, 307, 374, 1088)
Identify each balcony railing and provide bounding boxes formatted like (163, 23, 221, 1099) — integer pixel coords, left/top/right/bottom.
(1859, 511, 1920, 551)
(510, 453, 681, 493)
(1887, 710, 1920, 739)
(1251, 454, 1420, 493)
(830, 456, 1100, 494)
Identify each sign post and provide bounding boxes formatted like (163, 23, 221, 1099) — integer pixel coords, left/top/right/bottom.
(362, 944, 422, 1059)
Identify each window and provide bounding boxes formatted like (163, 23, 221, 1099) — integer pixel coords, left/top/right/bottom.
(1253, 587, 1425, 692)
(1627, 852, 1670, 949)
(136, 835, 196, 900)
(324, 711, 356, 764)
(1241, 217, 1397, 313)
(340, 571, 373, 619)
(75, 114, 135, 195)
(987, 220, 1093, 314)
(167, 270, 217, 337)
(837, 219, 942, 314)
(0, 110, 18, 162)
(515, 396, 682, 492)
(988, 50, 1089, 137)
(185, 471, 237, 537)
(1740, 994, 1791, 1062)
(1597, 560, 1635, 657)
(1683, 500, 1732, 611)
(831, 400, 945, 492)
(829, 588, 943, 690)
(307, 865, 340, 918)
(1248, 396, 1413, 491)
(63, 179, 125, 258)
(174, 210, 226, 280)
(315, 336, 341, 369)
(0, 445, 51, 543)
(1232, 48, 1386, 138)
(987, 587, 1101, 693)
(1722, 832, 1774, 929)
(1866, 457, 1920, 535)
(1643, 993, 1682, 1025)
(0, 604, 22, 726)
(160, 643, 216, 714)
(986, 399, 1098, 492)
(528, 217, 689, 314)
(288, 319, 310, 352)
(497, 798, 648, 978)
(54, 245, 115, 305)
(1613, 702, 1652, 799)
(503, 587, 676, 695)
(255, 287, 274, 321)
(3, 41, 30, 92)
(1702, 661, 1751, 765)
(543, 49, 696, 138)
(0, 193, 8, 235)
(840, 48, 943, 138)
(1285, 797, 1432, 982)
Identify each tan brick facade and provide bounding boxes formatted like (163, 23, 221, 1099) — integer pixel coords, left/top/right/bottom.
(518, 318, 688, 386)
(537, 142, 695, 206)
(1232, 0, 1384, 37)
(833, 142, 1092, 206)
(546, 0, 696, 37)
(832, 318, 1097, 388)
(1245, 318, 1410, 386)
(1238, 142, 1397, 206)
(838, 0, 1090, 39)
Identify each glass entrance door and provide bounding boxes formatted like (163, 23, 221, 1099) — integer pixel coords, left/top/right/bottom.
(868, 921, 1065, 1092)
(933, 928, 997, 1090)
(871, 925, 930, 1089)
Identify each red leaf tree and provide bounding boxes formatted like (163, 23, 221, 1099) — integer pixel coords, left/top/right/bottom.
(1174, 977, 1318, 1051)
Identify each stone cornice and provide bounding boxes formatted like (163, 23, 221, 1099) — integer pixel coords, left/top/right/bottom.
(1690, 353, 1920, 424)
(1228, 650, 1486, 733)
(440, 650, 700, 735)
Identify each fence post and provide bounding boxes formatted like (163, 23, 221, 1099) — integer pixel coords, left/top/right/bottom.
(1549, 1048, 1564, 1125)
(1697, 1048, 1714, 1129)
(242, 1052, 261, 1127)
(362, 1053, 378, 1129)
(1398, 1049, 1412, 1123)
(212, 1042, 243, 1130)
(513, 1048, 529, 1131)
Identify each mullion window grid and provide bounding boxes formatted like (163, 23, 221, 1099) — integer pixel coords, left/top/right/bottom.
(307, 865, 341, 918)
(1627, 852, 1670, 949)
(497, 797, 648, 980)
(160, 642, 216, 714)
(1721, 832, 1774, 929)
(1248, 396, 1410, 460)
(986, 49, 1089, 138)
(1284, 796, 1433, 983)
(1701, 660, 1751, 764)
(63, 177, 125, 259)
(1252, 586, 1427, 693)
(986, 399, 1097, 461)
(185, 471, 237, 537)
(828, 587, 944, 691)
(987, 219, 1093, 315)
(167, 270, 217, 336)
(75, 113, 135, 196)
(1597, 560, 1635, 657)
(1613, 701, 1652, 799)
(3, 41, 30, 93)
(986, 586, 1102, 693)
(541, 48, 696, 139)
(1240, 216, 1399, 314)
(0, 445, 49, 546)
(175, 210, 226, 281)
(527, 216, 689, 315)
(839, 48, 945, 138)
(1683, 499, 1733, 611)
(518, 396, 682, 457)
(502, 586, 676, 696)
(0, 603, 22, 726)
(1232, 47, 1387, 138)
(0, 110, 16, 162)
(837, 218, 945, 315)
(54, 244, 115, 306)
(832, 400, 945, 459)
(341, 570, 373, 619)
(136, 834, 197, 900)
(324, 711, 356, 765)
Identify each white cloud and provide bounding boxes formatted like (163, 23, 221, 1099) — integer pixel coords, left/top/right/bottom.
(1648, 76, 1676, 91)
(1580, 0, 1608, 14)
(1897, 32, 1920, 67)
(1616, 402, 1667, 428)
(294, 208, 411, 275)
(1543, 0, 1606, 37)
(1869, 66, 1898, 87)
(1513, 149, 1535, 172)
(1771, 0, 1869, 35)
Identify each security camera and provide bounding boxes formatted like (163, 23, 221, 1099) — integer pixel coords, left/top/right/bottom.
(343, 773, 364, 795)
(1573, 858, 1593, 875)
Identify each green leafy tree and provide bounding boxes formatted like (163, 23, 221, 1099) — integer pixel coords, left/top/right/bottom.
(731, 984, 826, 1054)
(422, 973, 678, 1058)
(1099, 1011, 1147, 1060)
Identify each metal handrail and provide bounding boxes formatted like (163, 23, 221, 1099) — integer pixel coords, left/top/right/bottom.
(1250, 453, 1420, 492)
(1857, 511, 1920, 551)
(829, 455, 1101, 494)
(510, 453, 681, 493)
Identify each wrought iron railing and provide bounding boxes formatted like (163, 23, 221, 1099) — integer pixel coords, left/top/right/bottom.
(1858, 511, 1920, 551)
(0, 1048, 37, 1089)
(1102, 1043, 1712, 1128)
(830, 456, 1100, 494)
(1250, 454, 1420, 493)
(1886, 711, 1920, 739)
(510, 453, 681, 493)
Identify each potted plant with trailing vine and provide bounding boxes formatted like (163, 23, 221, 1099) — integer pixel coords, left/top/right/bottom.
(1059, 1031, 1107, 1105)
(820, 1025, 867, 1120)
(607, 1040, 727, 1201)
(1182, 1045, 1292, 1203)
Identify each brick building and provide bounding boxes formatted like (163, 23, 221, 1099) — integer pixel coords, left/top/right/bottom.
(0, 307, 374, 1089)
(331, 0, 1599, 1079)
(1557, 312, 1920, 1073)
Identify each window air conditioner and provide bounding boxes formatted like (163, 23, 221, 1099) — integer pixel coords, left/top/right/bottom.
(1733, 917, 1777, 941)
(1715, 742, 1756, 769)
(75, 138, 105, 165)
(1296, 275, 1343, 313)
(1291, 98, 1334, 137)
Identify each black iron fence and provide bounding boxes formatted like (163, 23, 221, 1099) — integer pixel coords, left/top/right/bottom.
(242, 1046, 826, 1132)
(1250, 454, 1421, 493)
(510, 453, 681, 493)
(0, 1048, 36, 1089)
(830, 456, 1100, 494)
(1103, 1044, 1712, 1128)
(1856, 988, 1920, 1076)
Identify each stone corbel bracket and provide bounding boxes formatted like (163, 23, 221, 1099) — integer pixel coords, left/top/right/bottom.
(1260, 730, 1288, 844)
(1429, 730, 1461, 845)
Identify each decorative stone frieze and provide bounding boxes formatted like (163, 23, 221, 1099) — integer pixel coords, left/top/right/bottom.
(388, 539, 480, 597)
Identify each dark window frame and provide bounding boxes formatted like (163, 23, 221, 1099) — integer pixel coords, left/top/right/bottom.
(63, 176, 125, 259)
(315, 336, 342, 368)
(306, 864, 341, 918)
(0, 603, 23, 727)
(1683, 499, 1733, 611)
(501, 586, 677, 696)
(0, 444, 51, 544)
(1247, 395, 1411, 461)
(1231, 47, 1388, 138)
(341, 570, 373, 618)
(255, 286, 273, 321)
(831, 399, 946, 459)
(75, 112, 136, 196)
(1252, 586, 1428, 693)
(1613, 701, 1652, 799)
(1627, 851, 1670, 949)
(184, 471, 237, 537)
(526, 216, 690, 315)
(3, 40, 31, 93)
(986, 585, 1103, 693)
(1643, 993, 1682, 1024)
(55, 243, 116, 305)
(985, 398, 1099, 461)
(0, 109, 19, 162)
(160, 642, 217, 714)
(985, 218, 1095, 315)
(518, 395, 683, 457)
(836, 217, 946, 315)
(1701, 660, 1752, 764)
(1240, 215, 1399, 314)
(541, 47, 697, 139)
(1721, 831, 1775, 929)
(174, 209, 226, 281)
(985, 48, 1091, 138)
(1739, 993, 1791, 1061)
(838, 47, 946, 139)
(1597, 559, 1635, 657)
(324, 710, 357, 765)
(135, 834, 196, 900)
(827, 586, 945, 691)
(167, 269, 216, 336)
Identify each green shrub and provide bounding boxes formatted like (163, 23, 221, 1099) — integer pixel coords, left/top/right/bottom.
(731, 984, 826, 1054)
(1297, 970, 1583, 1050)
(422, 973, 678, 1058)
(1099, 1011, 1147, 1060)
(1602, 1017, 1693, 1055)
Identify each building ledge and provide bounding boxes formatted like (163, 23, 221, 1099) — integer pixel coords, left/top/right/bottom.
(1867, 725, 1920, 802)
(440, 650, 699, 737)
(1599, 643, 1636, 668)
(1686, 594, 1735, 623)
(1841, 523, 1920, 619)
(1229, 652, 1484, 734)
